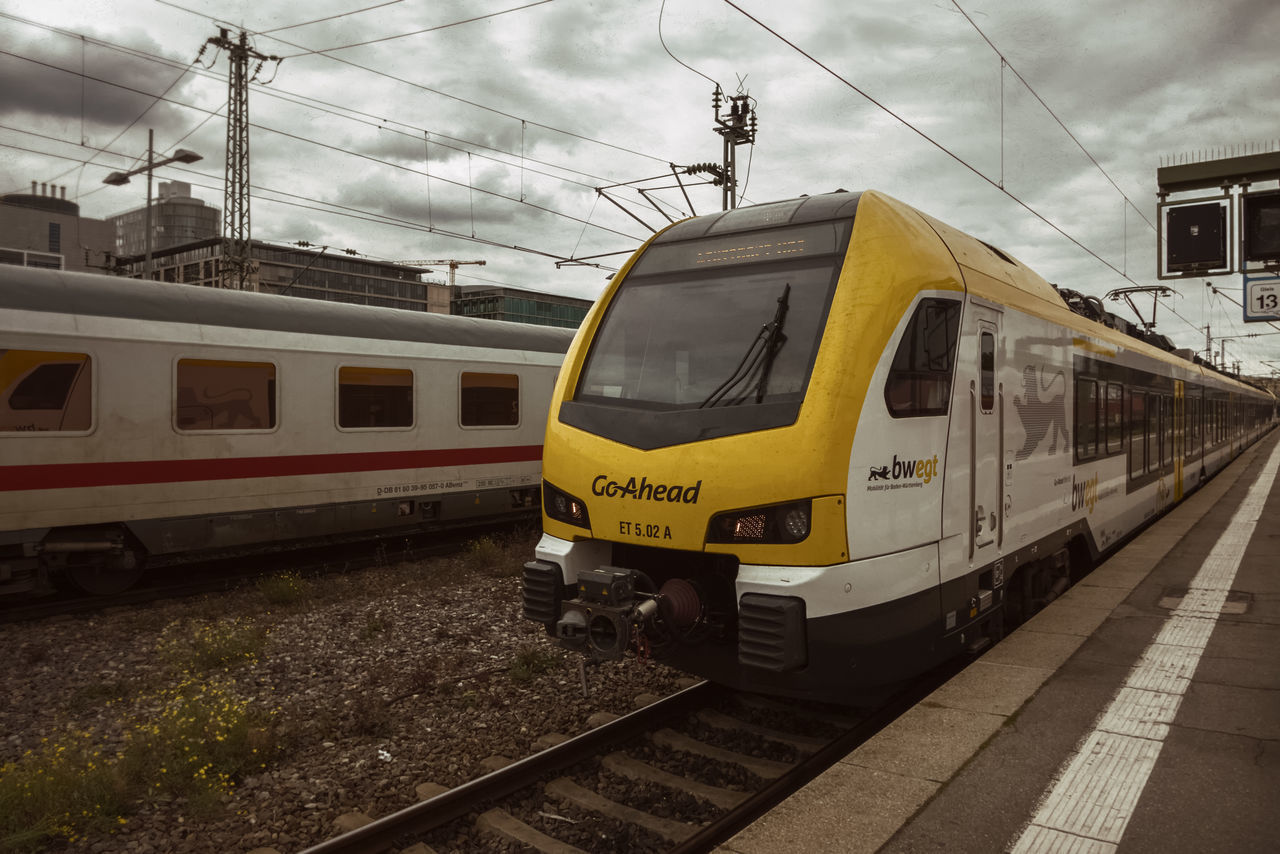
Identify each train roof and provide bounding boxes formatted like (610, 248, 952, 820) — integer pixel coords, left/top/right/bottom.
(645, 189, 1271, 399)
(0, 266, 577, 355)
(904, 194, 1273, 398)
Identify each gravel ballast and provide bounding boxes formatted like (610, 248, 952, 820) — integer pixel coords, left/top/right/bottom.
(1, 534, 685, 853)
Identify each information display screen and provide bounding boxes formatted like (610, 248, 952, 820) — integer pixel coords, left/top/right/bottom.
(631, 220, 850, 277)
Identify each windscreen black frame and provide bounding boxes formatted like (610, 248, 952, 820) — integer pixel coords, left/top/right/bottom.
(561, 219, 851, 450)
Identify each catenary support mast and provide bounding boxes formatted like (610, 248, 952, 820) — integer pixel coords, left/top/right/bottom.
(204, 28, 279, 290)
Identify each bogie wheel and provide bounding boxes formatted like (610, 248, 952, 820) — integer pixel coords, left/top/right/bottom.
(57, 554, 145, 596)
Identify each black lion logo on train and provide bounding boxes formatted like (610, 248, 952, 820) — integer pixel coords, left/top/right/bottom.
(1013, 365, 1069, 460)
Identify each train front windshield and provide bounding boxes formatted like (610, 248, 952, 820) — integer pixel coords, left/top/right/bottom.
(565, 220, 850, 449)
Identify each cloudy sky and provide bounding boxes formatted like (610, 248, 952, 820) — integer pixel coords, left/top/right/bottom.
(2, 0, 1278, 373)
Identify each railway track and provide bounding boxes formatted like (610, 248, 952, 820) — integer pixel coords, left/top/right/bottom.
(0, 521, 525, 623)
(299, 668, 949, 854)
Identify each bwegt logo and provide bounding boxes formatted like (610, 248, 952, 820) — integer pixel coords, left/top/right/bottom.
(868, 454, 939, 484)
(1072, 472, 1098, 514)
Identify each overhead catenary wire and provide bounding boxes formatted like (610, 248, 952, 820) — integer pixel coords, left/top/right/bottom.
(719, 1, 1276, 371)
(719, 1, 1139, 288)
(275, 0, 558, 58)
(948, 0, 1157, 235)
(10, 7, 1269, 368)
(0, 11, 651, 194)
(153, 0, 670, 165)
(3, 8, 709, 274)
(0, 49, 645, 245)
(257, 0, 407, 35)
(658, 0, 721, 89)
(0, 45, 200, 195)
(0, 137, 621, 274)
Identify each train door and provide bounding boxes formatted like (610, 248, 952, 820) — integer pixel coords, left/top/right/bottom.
(970, 307, 1002, 560)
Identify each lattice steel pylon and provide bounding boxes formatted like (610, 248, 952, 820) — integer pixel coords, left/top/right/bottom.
(204, 28, 279, 290)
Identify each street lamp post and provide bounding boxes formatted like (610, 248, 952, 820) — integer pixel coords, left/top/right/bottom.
(102, 129, 202, 280)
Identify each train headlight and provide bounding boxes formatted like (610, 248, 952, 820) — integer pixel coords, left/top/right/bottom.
(707, 499, 812, 544)
(782, 505, 810, 540)
(543, 481, 591, 529)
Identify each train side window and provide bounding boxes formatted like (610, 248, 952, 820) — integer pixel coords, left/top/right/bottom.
(883, 298, 961, 418)
(1188, 394, 1200, 454)
(461, 372, 519, 427)
(338, 367, 413, 429)
(1154, 396, 1163, 465)
(1075, 377, 1099, 460)
(176, 359, 277, 431)
(1185, 395, 1195, 454)
(1128, 390, 1146, 477)
(1163, 396, 1174, 465)
(1105, 382, 1124, 454)
(979, 331, 995, 412)
(0, 349, 93, 432)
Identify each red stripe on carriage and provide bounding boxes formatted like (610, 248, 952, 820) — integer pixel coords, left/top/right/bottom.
(0, 445, 544, 491)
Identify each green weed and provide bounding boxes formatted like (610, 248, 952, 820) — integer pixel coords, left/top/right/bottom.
(507, 644, 561, 682)
(256, 571, 311, 606)
(0, 677, 275, 851)
(157, 617, 267, 672)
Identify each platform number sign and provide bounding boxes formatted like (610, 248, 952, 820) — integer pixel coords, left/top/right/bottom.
(1244, 274, 1280, 322)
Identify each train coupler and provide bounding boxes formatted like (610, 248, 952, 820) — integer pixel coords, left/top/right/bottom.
(522, 561, 704, 662)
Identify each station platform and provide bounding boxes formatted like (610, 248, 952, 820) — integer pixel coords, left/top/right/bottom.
(722, 429, 1280, 854)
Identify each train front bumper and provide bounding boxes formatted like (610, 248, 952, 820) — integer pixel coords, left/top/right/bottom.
(521, 534, 951, 700)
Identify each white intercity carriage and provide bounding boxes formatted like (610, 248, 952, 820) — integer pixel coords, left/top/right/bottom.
(0, 267, 573, 596)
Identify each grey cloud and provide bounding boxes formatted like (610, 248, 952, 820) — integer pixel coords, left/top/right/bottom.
(0, 26, 201, 140)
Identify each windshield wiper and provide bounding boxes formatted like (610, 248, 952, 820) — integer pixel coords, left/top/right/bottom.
(754, 283, 790, 403)
(699, 283, 791, 408)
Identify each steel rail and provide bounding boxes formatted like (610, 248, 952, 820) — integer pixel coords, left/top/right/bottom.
(297, 680, 724, 854)
(666, 671, 955, 854)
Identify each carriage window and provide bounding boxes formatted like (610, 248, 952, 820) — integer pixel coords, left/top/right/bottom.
(1129, 390, 1147, 478)
(884, 298, 962, 418)
(1105, 383, 1124, 454)
(1153, 397, 1164, 467)
(1075, 378, 1099, 460)
(338, 367, 413, 428)
(1163, 395, 1174, 466)
(1, 349, 92, 432)
(461, 372, 519, 426)
(176, 359, 276, 431)
(1186, 394, 1194, 451)
(979, 331, 995, 412)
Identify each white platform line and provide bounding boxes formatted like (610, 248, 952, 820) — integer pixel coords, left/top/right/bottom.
(1010, 438, 1280, 854)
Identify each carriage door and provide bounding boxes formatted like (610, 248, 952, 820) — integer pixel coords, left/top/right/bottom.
(970, 307, 1003, 560)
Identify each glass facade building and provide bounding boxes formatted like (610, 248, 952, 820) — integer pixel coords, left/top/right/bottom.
(451, 286, 593, 328)
(106, 182, 220, 257)
(117, 238, 449, 314)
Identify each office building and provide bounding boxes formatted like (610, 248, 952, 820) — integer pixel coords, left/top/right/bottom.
(115, 238, 449, 313)
(451, 285, 593, 328)
(106, 181, 220, 257)
(0, 182, 114, 271)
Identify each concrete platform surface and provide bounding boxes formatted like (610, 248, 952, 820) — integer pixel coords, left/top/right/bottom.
(721, 429, 1280, 854)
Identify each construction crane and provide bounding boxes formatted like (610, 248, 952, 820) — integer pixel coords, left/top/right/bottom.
(396, 259, 486, 288)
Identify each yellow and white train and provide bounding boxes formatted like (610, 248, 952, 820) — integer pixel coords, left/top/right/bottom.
(522, 189, 1276, 702)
